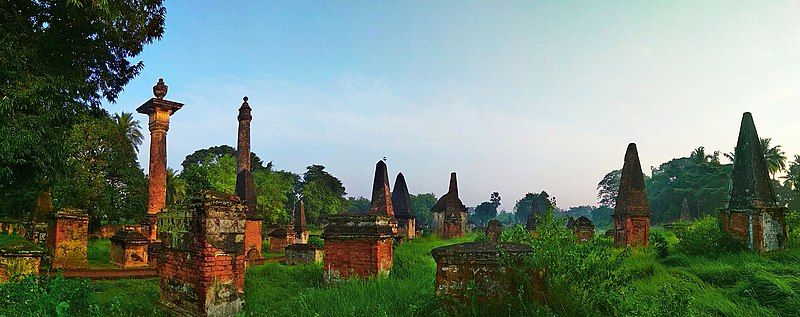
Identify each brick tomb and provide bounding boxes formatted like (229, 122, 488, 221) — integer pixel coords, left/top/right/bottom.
(47, 208, 89, 269)
(157, 190, 246, 317)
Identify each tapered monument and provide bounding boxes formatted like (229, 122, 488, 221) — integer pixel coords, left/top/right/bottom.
(234, 96, 263, 261)
(720, 112, 787, 252)
(392, 173, 416, 240)
(612, 143, 650, 247)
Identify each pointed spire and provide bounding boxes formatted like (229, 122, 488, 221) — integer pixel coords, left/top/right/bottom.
(445, 172, 463, 220)
(293, 198, 307, 232)
(392, 173, 415, 219)
(369, 160, 394, 216)
(614, 143, 650, 217)
(728, 112, 777, 209)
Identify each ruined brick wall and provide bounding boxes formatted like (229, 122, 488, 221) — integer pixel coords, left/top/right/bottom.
(613, 216, 649, 247)
(441, 221, 463, 239)
(0, 254, 41, 282)
(323, 238, 392, 281)
(47, 210, 88, 268)
(157, 191, 246, 317)
(432, 212, 444, 235)
(575, 229, 594, 242)
(721, 210, 787, 252)
(244, 220, 262, 260)
(110, 243, 148, 268)
(268, 235, 294, 253)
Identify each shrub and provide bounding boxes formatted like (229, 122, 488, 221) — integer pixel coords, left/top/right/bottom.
(650, 230, 670, 258)
(788, 211, 800, 248)
(674, 216, 745, 256)
(308, 235, 324, 248)
(0, 275, 92, 316)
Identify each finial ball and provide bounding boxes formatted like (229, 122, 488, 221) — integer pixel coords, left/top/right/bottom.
(153, 77, 168, 99)
(243, 96, 249, 102)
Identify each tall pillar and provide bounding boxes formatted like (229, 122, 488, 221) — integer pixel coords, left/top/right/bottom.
(137, 78, 184, 241)
(612, 143, 650, 247)
(234, 96, 262, 261)
(236, 96, 252, 174)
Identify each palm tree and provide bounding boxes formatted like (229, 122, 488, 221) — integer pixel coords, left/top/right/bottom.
(761, 138, 787, 180)
(113, 112, 144, 152)
(781, 155, 800, 190)
(690, 146, 716, 164)
(166, 167, 186, 206)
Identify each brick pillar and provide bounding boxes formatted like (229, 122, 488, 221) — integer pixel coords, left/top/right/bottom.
(137, 78, 184, 241)
(157, 191, 246, 317)
(236, 96, 252, 174)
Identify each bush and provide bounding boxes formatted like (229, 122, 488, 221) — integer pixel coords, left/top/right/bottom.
(0, 275, 92, 316)
(674, 216, 745, 256)
(787, 211, 800, 248)
(308, 235, 324, 248)
(650, 230, 670, 258)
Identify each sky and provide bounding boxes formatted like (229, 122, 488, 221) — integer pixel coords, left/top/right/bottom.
(106, 1, 800, 209)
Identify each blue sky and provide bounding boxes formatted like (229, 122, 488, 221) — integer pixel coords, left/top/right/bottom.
(106, 1, 800, 208)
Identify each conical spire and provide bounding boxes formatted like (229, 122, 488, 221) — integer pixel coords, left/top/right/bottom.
(445, 172, 463, 220)
(392, 173, 415, 219)
(614, 143, 650, 217)
(448, 172, 459, 198)
(728, 112, 777, 209)
(368, 160, 394, 216)
(293, 198, 307, 232)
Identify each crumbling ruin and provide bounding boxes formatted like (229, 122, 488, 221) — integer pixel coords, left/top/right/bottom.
(157, 190, 246, 317)
(47, 208, 89, 268)
(612, 143, 651, 247)
(720, 112, 788, 252)
(110, 228, 150, 268)
(431, 172, 468, 238)
(322, 161, 397, 282)
(293, 199, 309, 244)
(234, 96, 263, 261)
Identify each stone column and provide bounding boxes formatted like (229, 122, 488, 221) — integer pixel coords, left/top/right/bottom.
(236, 96, 252, 174)
(137, 78, 184, 241)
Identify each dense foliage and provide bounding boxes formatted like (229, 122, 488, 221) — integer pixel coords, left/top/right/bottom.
(0, 0, 165, 220)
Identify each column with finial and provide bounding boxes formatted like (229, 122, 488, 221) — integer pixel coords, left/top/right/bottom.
(136, 78, 184, 241)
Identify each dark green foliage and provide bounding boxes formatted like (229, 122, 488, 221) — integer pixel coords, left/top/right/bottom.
(513, 191, 554, 224)
(0, 275, 92, 316)
(300, 165, 347, 224)
(673, 216, 745, 256)
(51, 114, 148, 227)
(410, 193, 437, 227)
(650, 230, 670, 258)
(308, 235, 324, 248)
(597, 169, 621, 208)
(0, 0, 165, 219)
(473, 201, 497, 226)
(346, 196, 371, 213)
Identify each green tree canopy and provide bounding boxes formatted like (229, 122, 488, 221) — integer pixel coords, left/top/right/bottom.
(514, 191, 554, 224)
(0, 1, 166, 218)
(410, 193, 437, 228)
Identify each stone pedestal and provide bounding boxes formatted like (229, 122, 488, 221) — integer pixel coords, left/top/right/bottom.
(322, 213, 395, 282)
(47, 209, 88, 269)
(110, 229, 150, 268)
(267, 226, 295, 253)
(285, 243, 324, 265)
(157, 191, 246, 317)
(0, 237, 44, 282)
(431, 242, 541, 305)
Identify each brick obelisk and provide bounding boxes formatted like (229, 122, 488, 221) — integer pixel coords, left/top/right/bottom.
(137, 78, 184, 241)
(234, 96, 263, 260)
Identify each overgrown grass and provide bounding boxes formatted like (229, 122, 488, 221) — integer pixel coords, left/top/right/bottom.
(244, 234, 474, 316)
(87, 238, 114, 268)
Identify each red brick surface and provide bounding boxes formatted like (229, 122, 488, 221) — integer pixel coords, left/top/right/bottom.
(323, 238, 393, 280)
(47, 214, 88, 269)
(244, 220, 262, 260)
(613, 215, 649, 247)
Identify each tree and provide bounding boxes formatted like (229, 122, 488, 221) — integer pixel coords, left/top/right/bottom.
(253, 168, 299, 226)
(165, 167, 186, 207)
(514, 191, 554, 224)
(300, 165, 347, 224)
(410, 193, 437, 228)
(490, 192, 501, 208)
(346, 196, 371, 213)
(597, 170, 621, 208)
(760, 138, 787, 180)
(474, 192, 501, 226)
(113, 112, 144, 152)
(0, 1, 166, 219)
(50, 113, 148, 229)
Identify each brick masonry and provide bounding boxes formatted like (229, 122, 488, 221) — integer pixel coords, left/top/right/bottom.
(109, 229, 150, 268)
(323, 237, 393, 281)
(244, 220, 262, 260)
(157, 191, 246, 317)
(47, 208, 89, 269)
(285, 243, 324, 265)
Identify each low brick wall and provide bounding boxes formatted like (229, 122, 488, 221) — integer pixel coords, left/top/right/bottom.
(0, 251, 43, 282)
(284, 244, 323, 265)
(322, 213, 395, 282)
(431, 242, 542, 305)
(48, 209, 89, 269)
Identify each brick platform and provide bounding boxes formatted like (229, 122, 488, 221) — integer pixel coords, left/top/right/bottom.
(157, 191, 246, 317)
(285, 243, 323, 265)
(110, 229, 150, 268)
(322, 213, 395, 282)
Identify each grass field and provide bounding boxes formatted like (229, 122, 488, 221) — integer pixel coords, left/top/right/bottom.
(4, 228, 800, 316)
